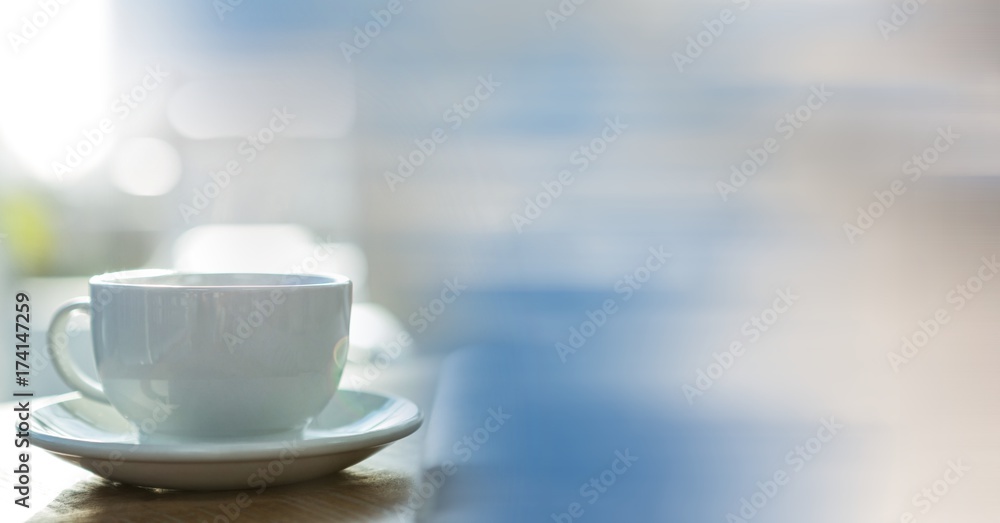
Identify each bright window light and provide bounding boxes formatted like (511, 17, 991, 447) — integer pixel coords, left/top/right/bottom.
(0, 0, 111, 184)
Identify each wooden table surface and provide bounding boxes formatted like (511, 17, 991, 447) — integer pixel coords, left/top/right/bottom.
(2, 357, 440, 523)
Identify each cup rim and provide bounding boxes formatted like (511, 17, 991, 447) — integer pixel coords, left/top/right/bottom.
(90, 269, 351, 289)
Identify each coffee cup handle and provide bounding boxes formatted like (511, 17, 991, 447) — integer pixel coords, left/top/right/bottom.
(48, 297, 109, 403)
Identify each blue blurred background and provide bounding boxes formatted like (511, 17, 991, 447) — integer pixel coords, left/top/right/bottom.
(2, 0, 999, 520)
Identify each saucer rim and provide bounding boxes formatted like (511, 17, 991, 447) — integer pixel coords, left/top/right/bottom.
(29, 390, 423, 462)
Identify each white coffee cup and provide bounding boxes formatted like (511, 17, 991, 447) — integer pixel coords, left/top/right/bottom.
(47, 270, 352, 439)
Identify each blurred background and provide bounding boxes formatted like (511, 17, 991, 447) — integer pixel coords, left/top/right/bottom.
(1, 0, 998, 521)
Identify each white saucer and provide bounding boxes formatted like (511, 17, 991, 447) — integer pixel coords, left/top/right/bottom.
(29, 390, 422, 490)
